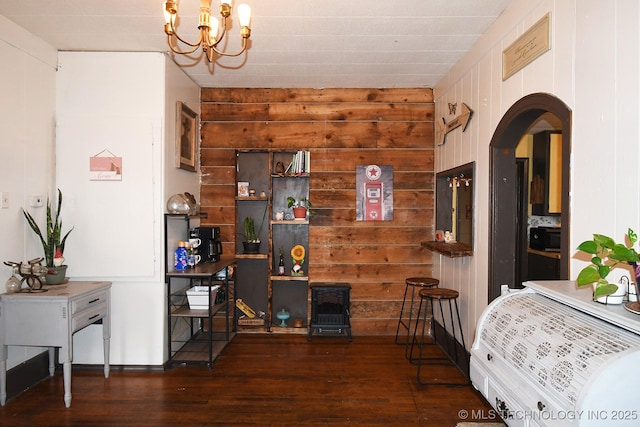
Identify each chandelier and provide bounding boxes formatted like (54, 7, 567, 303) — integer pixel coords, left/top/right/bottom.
(163, 0, 252, 62)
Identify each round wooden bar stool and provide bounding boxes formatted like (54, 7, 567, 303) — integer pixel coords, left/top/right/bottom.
(411, 287, 469, 385)
(394, 277, 439, 359)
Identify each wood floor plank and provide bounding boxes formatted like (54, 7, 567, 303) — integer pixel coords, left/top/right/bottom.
(0, 335, 500, 426)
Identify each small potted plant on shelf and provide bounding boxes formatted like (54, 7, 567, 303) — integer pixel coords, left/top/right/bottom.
(22, 189, 73, 285)
(239, 204, 267, 254)
(287, 196, 312, 219)
(240, 217, 261, 254)
(576, 228, 640, 301)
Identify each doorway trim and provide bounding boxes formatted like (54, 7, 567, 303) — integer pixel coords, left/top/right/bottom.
(488, 93, 571, 302)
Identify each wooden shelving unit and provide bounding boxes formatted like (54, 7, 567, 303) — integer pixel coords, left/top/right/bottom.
(234, 150, 310, 333)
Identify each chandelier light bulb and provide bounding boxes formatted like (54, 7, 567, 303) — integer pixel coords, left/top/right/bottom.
(209, 18, 220, 42)
(238, 4, 251, 27)
(163, 7, 172, 25)
(163, 0, 177, 24)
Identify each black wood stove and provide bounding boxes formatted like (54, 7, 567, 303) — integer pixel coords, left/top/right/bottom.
(308, 282, 352, 341)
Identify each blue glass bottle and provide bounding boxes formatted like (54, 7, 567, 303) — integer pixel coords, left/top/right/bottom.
(174, 241, 188, 271)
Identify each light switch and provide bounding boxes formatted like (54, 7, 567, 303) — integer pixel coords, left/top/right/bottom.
(0, 192, 9, 209)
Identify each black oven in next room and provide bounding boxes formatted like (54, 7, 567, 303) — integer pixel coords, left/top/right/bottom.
(529, 226, 561, 252)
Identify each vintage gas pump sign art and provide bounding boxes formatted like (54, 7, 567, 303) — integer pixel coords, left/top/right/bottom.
(356, 164, 393, 221)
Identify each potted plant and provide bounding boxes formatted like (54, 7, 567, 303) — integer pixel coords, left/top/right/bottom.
(287, 196, 312, 219)
(240, 217, 261, 254)
(239, 204, 267, 254)
(576, 228, 639, 301)
(22, 189, 73, 285)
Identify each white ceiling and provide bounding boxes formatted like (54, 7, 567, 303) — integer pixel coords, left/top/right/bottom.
(0, 0, 515, 88)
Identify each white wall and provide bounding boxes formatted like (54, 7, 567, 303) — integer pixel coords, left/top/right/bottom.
(0, 16, 57, 369)
(2, 16, 199, 369)
(56, 52, 199, 366)
(434, 0, 640, 345)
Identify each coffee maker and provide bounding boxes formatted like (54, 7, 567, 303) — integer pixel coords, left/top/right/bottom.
(189, 226, 222, 262)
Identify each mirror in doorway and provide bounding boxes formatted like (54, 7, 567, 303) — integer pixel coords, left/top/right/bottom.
(435, 162, 475, 248)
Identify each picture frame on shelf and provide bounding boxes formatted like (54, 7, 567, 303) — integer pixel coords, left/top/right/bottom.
(176, 101, 198, 172)
(238, 181, 250, 197)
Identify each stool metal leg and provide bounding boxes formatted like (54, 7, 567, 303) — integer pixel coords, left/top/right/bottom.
(416, 296, 470, 386)
(406, 289, 426, 361)
(444, 299, 456, 364)
(412, 295, 430, 365)
(409, 296, 446, 364)
(404, 285, 418, 348)
(394, 283, 411, 345)
(452, 298, 468, 369)
(396, 284, 420, 348)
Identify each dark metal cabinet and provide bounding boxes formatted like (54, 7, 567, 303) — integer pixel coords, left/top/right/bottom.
(526, 251, 560, 280)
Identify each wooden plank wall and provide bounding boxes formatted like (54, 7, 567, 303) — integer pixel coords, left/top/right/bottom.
(200, 88, 435, 335)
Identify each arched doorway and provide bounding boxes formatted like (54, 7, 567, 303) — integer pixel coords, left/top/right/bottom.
(488, 93, 571, 302)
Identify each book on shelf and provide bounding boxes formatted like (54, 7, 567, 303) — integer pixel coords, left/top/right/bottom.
(284, 150, 310, 175)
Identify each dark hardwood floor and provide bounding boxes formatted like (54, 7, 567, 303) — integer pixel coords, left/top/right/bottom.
(0, 335, 500, 426)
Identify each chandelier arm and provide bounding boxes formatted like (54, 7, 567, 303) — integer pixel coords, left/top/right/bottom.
(210, 16, 229, 48)
(210, 38, 249, 57)
(168, 18, 206, 49)
(167, 35, 203, 55)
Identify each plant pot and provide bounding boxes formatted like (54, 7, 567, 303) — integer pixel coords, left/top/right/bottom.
(593, 267, 628, 304)
(242, 241, 261, 254)
(45, 265, 68, 285)
(293, 207, 307, 219)
(594, 282, 626, 305)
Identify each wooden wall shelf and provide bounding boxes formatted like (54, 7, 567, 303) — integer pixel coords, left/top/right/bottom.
(421, 241, 473, 258)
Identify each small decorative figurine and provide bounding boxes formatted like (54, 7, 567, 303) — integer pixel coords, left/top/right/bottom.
(291, 245, 305, 276)
(276, 308, 290, 327)
(444, 231, 455, 243)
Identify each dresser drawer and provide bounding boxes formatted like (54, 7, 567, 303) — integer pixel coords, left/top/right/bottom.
(72, 301, 107, 332)
(71, 290, 108, 315)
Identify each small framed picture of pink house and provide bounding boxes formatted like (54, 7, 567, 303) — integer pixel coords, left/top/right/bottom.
(90, 150, 122, 181)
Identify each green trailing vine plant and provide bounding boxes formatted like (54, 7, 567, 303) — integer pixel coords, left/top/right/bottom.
(576, 228, 639, 299)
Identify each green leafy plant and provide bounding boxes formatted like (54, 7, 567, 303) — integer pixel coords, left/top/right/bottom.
(576, 228, 639, 299)
(242, 217, 259, 242)
(22, 189, 73, 267)
(287, 196, 315, 215)
(286, 196, 312, 209)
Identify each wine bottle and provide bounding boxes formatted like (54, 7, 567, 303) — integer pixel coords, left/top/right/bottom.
(278, 251, 285, 275)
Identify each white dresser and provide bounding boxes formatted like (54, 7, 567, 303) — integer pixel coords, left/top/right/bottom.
(470, 280, 640, 426)
(0, 281, 111, 407)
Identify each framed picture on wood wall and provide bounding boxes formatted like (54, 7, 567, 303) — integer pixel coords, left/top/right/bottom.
(176, 101, 198, 172)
